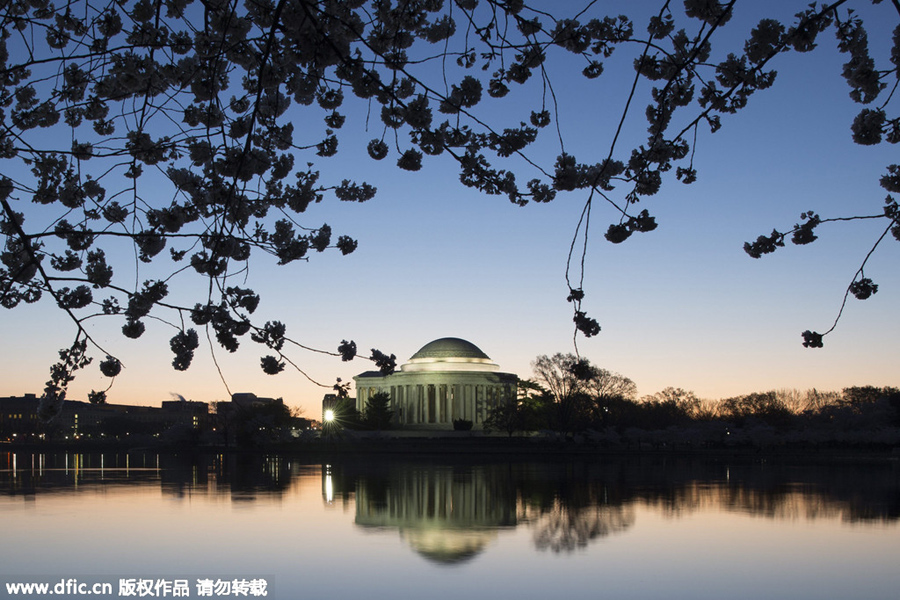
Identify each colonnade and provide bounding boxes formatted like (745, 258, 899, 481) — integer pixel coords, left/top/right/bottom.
(355, 380, 515, 427)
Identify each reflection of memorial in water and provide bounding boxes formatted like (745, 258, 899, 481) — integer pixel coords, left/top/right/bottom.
(352, 465, 517, 564)
(337, 458, 900, 560)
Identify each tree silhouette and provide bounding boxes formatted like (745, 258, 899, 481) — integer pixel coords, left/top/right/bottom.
(363, 390, 393, 430)
(531, 353, 597, 434)
(1, 0, 897, 418)
(483, 399, 522, 436)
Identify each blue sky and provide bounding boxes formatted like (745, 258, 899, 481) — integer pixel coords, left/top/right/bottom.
(2, 0, 898, 414)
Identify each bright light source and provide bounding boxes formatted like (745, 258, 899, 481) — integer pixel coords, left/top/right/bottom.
(324, 409, 335, 423)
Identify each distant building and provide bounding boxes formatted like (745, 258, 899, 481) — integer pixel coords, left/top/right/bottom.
(213, 393, 310, 442)
(215, 392, 285, 423)
(230, 392, 281, 408)
(0, 394, 209, 439)
(160, 399, 210, 430)
(353, 338, 517, 430)
(0, 394, 41, 437)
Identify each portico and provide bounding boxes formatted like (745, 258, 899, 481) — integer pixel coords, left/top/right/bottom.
(353, 338, 517, 430)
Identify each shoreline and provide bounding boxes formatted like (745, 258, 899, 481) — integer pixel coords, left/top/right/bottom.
(3, 437, 898, 462)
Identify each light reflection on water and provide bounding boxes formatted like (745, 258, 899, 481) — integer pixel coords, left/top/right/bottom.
(1, 452, 899, 599)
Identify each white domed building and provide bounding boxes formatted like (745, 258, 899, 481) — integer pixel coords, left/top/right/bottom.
(353, 338, 518, 430)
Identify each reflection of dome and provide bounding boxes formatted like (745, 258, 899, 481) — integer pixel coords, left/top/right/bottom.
(352, 465, 517, 564)
(402, 528, 497, 565)
(402, 337, 500, 373)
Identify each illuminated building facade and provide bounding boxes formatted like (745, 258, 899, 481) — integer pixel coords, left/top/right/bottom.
(353, 337, 517, 430)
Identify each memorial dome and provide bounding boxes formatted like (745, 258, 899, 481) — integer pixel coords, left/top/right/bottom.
(353, 336, 518, 430)
(401, 337, 499, 373)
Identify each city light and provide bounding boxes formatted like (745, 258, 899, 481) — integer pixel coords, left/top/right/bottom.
(324, 409, 335, 423)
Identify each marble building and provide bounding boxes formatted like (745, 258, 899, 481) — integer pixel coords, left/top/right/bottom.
(353, 337, 518, 430)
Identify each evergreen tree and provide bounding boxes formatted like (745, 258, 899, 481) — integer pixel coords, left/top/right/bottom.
(364, 392, 394, 431)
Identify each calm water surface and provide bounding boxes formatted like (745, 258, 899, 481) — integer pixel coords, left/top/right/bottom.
(1, 452, 899, 600)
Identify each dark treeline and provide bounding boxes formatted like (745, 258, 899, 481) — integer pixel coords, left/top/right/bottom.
(484, 353, 900, 448)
